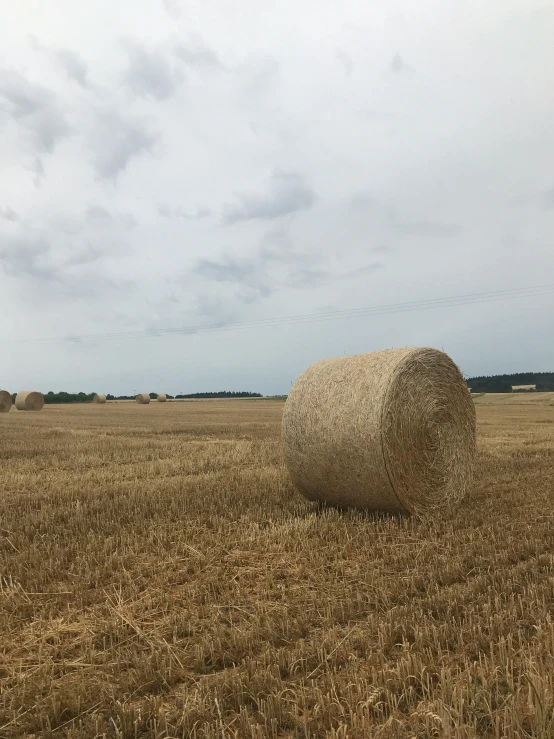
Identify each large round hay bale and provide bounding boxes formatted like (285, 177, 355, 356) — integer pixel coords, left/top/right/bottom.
(282, 347, 475, 515)
(136, 393, 151, 404)
(93, 394, 107, 404)
(157, 394, 167, 402)
(0, 390, 12, 413)
(15, 391, 45, 412)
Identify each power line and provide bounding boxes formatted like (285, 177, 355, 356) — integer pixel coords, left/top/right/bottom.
(7, 282, 554, 346)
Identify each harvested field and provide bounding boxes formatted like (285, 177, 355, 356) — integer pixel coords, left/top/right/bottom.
(472, 391, 554, 406)
(1, 398, 554, 737)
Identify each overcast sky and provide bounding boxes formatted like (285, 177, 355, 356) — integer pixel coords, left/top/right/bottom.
(1, 0, 553, 395)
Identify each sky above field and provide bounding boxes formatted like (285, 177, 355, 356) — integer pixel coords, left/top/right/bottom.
(1, 0, 553, 395)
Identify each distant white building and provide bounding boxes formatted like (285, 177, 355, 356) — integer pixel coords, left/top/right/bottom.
(511, 384, 536, 392)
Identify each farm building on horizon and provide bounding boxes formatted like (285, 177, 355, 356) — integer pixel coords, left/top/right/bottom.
(511, 384, 537, 392)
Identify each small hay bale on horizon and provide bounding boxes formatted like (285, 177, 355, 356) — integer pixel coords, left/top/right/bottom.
(282, 347, 476, 516)
(15, 391, 45, 412)
(136, 393, 151, 404)
(0, 390, 12, 413)
(94, 394, 107, 404)
(157, 394, 167, 402)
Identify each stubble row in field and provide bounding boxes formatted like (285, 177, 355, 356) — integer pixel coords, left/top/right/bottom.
(1, 399, 554, 737)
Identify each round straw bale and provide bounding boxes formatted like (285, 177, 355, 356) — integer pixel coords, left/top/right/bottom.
(93, 394, 107, 404)
(15, 390, 45, 412)
(136, 393, 151, 404)
(157, 394, 167, 402)
(0, 390, 12, 413)
(282, 347, 475, 515)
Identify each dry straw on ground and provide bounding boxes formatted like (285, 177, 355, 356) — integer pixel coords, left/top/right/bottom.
(0, 390, 12, 413)
(14, 390, 45, 412)
(282, 347, 476, 515)
(157, 394, 167, 402)
(136, 393, 151, 404)
(93, 394, 107, 404)
(1, 398, 554, 737)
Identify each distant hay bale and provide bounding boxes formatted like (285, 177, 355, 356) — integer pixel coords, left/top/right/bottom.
(282, 347, 476, 515)
(136, 393, 151, 404)
(0, 390, 12, 413)
(157, 394, 167, 402)
(15, 391, 45, 412)
(511, 384, 536, 392)
(93, 394, 107, 404)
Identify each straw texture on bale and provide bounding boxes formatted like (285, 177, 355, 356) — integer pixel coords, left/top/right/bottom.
(136, 393, 151, 404)
(157, 394, 167, 402)
(93, 394, 107, 404)
(282, 347, 476, 515)
(0, 390, 12, 413)
(15, 391, 45, 412)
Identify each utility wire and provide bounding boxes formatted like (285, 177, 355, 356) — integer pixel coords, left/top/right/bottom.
(7, 282, 554, 346)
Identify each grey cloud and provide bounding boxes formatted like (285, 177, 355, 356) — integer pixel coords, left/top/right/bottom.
(349, 193, 373, 210)
(162, 0, 182, 19)
(286, 265, 328, 289)
(89, 109, 157, 180)
(0, 236, 59, 281)
(0, 206, 18, 222)
(52, 272, 137, 303)
(402, 221, 460, 238)
(158, 203, 212, 219)
(222, 170, 315, 225)
(65, 334, 85, 345)
(385, 208, 461, 238)
(390, 52, 412, 74)
(174, 42, 221, 68)
(545, 187, 554, 208)
(65, 242, 104, 266)
(335, 49, 353, 76)
(86, 205, 112, 221)
(390, 220, 461, 239)
(45, 207, 136, 240)
(0, 68, 71, 153)
(29, 37, 88, 88)
(123, 41, 182, 100)
(192, 228, 311, 297)
(194, 254, 261, 285)
(239, 56, 280, 103)
(503, 234, 520, 251)
(27, 155, 45, 187)
(86, 205, 137, 228)
(192, 293, 237, 323)
(192, 228, 328, 298)
(357, 108, 395, 123)
(192, 226, 385, 301)
(345, 262, 385, 278)
(54, 50, 89, 87)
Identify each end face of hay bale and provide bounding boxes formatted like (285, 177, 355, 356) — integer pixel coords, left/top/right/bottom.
(136, 393, 151, 404)
(157, 394, 167, 402)
(282, 347, 476, 515)
(93, 394, 107, 404)
(15, 391, 45, 412)
(0, 390, 12, 413)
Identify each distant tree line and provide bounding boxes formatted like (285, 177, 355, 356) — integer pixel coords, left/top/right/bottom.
(174, 391, 262, 399)
(40, 391, 98, 404)
(12, 390, 263, 404)
(466, 372, 554, 393)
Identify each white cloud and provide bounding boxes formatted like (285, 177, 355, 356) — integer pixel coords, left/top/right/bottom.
(0, 0, 553, 394)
